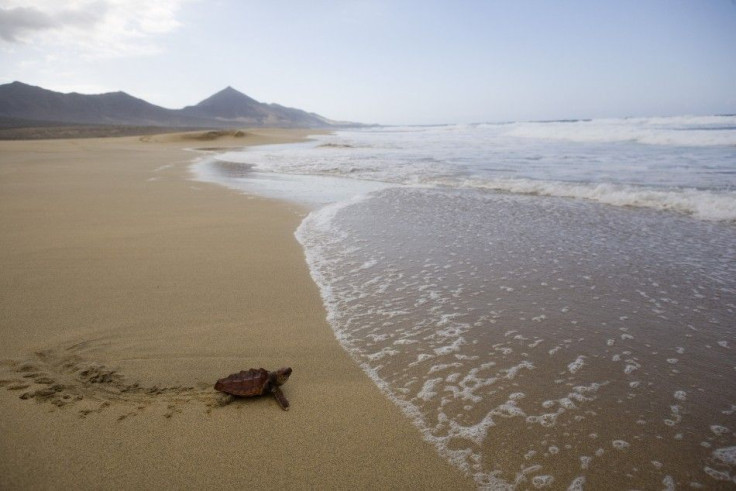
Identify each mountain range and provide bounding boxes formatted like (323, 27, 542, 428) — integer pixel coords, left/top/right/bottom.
(0, 82, 356, 129)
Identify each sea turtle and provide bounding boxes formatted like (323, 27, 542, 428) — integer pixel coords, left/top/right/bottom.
(214, 367, 292, 410)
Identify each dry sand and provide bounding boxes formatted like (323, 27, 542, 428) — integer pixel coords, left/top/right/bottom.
(0, 129, 473, 489)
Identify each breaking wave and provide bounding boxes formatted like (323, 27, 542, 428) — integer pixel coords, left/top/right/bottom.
(452, 177, 736, 222)
(208, 115, 736, 222)
(502, 115, 736, 147)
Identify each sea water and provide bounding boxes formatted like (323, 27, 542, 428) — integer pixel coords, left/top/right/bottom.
(193, 116, 736, 488)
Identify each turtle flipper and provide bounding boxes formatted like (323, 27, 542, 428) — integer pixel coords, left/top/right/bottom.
(272, 386, 290, 411)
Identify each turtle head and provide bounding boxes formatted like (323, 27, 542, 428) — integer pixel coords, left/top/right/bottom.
(274, 367, 292, 386)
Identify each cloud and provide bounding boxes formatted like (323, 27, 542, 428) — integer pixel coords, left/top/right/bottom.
(0, 2, 106, 43)
(0, 0, 188, 57)
(0, 7, 57, 42)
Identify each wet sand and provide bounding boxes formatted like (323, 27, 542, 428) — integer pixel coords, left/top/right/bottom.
(0, 130, 473, 489)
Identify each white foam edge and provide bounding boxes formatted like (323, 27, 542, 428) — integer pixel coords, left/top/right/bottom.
(203, 160, 736, 224)
(294, 193, 513, 489)
(455, 177, 736, 222)
(194, 145, 736, 223)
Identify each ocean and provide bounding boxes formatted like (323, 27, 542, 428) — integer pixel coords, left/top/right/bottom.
(193, 116, 736, 489)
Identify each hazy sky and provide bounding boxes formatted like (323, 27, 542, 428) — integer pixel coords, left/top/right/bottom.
(1, 0, 735, 125)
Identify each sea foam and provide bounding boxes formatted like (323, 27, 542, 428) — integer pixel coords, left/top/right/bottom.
(292, 186, 736, 488)
(456, 177, 736, 222)
(205, 116, 736, 221)
(503, 115, 736, 147)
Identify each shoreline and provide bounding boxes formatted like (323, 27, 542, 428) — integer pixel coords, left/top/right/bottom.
(0, 130, 473, 489)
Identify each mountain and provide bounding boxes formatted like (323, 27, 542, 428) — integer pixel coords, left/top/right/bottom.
(0, 82, 198, 127)
(181, 86, 333, 127)
(0, 82, 353, 129)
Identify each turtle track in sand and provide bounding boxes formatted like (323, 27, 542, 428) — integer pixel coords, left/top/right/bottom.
(0, 345, 235, 420)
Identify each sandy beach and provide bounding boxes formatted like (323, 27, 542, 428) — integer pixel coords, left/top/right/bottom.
(0, 129, 473, 489)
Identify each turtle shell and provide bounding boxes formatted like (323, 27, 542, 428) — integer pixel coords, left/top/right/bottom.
(214, 368, 271, 397)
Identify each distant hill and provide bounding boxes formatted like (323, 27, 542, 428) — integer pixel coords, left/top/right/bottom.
(0, 82, 356, 129)
(181, 86, 336, 127)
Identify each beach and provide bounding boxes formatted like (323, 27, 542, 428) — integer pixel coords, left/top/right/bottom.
(0, 130, 473, 489)
(194, 121, 736, 488)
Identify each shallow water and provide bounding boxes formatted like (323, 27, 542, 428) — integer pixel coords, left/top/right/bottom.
(194, 117, 736, 488)
(297, 187, 736, 489)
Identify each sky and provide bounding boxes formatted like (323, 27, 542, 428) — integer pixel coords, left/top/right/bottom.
(1, 0, 735, 125)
